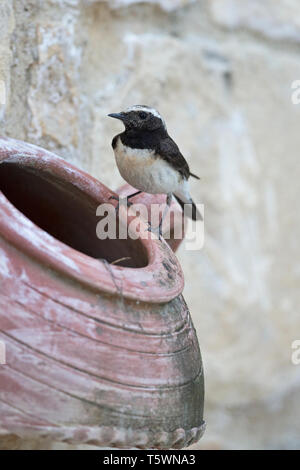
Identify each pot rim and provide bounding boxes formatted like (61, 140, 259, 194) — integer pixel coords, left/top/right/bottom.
(0, 138, 184, 303)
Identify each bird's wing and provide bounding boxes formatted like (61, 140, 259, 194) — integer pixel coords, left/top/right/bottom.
(157, 137, 190, 180)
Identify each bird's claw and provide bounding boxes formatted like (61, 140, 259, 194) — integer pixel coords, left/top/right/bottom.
(146, 222, 163, 240)
(109, 195, 119, 202)
(109, 195, 133, 215)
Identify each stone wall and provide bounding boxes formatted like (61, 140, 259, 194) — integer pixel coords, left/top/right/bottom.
(1, 0, 300, 449)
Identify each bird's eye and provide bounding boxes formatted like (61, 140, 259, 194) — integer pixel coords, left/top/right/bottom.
(138, 111, 147, 120)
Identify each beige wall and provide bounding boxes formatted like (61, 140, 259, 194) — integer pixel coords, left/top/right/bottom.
(1, 0, 300, 449)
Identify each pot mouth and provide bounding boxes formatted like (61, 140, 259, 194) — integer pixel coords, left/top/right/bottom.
(0, 138, 184, 303)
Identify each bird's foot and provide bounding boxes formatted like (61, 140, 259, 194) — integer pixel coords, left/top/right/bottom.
(109, 195, 133, 215)
(146, 222, 163, 240)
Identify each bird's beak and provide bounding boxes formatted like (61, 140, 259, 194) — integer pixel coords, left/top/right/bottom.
(108, 112, 126, 121)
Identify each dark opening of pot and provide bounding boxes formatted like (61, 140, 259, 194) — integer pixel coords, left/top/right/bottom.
(0, 161, 148, 268)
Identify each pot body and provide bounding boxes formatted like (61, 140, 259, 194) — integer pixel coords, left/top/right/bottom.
(0, 138, 205, 449)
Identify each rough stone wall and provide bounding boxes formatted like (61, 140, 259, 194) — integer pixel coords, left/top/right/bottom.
(1, 0, 300, 449)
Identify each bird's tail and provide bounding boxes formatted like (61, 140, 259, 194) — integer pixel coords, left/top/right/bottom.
(174, 194, 203, 221)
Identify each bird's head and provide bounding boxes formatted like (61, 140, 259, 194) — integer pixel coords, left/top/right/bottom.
(108, 105, 166, 132)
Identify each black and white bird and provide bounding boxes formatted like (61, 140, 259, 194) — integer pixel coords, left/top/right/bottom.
(108, 105, 202, 237)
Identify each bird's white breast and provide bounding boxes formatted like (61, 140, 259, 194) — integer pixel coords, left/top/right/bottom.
(114, 137, 182, 195)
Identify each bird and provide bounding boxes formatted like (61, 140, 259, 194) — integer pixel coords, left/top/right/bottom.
(108, 105, 202, 238)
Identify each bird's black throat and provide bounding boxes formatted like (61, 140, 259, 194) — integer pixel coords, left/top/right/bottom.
(117, 127, 168, 151)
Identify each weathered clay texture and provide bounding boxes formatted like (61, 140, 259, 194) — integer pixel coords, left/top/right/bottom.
(0, 0, 300, 450)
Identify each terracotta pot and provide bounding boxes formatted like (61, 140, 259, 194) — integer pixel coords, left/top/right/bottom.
(0, 138, 205, 449)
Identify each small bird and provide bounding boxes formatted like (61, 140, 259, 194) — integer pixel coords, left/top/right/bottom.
(108, 105, 202, 237)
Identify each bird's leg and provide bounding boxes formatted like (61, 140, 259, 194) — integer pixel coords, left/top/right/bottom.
(109, 190, 142, 214)
(160, 193, 173, 233)
(147, 193, 173, 240)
